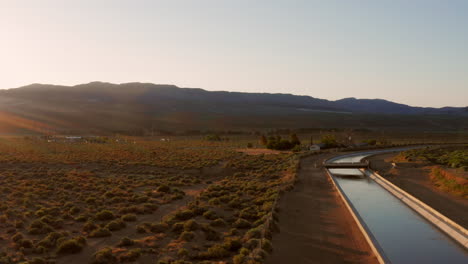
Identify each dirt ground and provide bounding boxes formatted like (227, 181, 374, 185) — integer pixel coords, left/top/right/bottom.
(236, 148, 291, 155)
(266, 154, 377, 264)
(368, 153, 468, 229)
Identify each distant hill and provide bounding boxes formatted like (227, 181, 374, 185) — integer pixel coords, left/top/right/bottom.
(0, 82, 466, 135)
(335, 97, 467, 115)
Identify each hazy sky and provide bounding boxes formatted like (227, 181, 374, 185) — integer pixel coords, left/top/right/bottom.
(1, 0, 467, 107)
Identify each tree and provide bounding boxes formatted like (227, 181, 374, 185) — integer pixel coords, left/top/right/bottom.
(260, 135, 267, 146)
(266, 135, 295, 150)
(321, 134, 338, 148)
(290, 133, 300, 146)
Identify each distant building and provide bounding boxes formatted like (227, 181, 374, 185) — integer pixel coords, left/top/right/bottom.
(309, 143, 326, 151)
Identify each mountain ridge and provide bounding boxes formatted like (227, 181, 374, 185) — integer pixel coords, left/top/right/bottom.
(5, 81, 464, 111)
(0, 82, 466, 135)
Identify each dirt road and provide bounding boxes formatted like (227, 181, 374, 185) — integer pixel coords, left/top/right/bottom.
(266, 154, 377, 264)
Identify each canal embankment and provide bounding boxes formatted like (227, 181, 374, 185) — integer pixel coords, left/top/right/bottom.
(327, 150, 467, 264)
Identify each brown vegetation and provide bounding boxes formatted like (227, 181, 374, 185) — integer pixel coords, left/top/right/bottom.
(0, 138, 298, 263)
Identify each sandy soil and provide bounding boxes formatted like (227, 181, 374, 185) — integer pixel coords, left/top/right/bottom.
(266, 154, 377, 264)
(368, 153, 468, 229)
(56, 183, 206, 264)
(53, 163, 230, 264)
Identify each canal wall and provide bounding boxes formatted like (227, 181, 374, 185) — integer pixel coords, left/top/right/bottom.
(364, 169, 468, 249)
(325, 169, 389, 264)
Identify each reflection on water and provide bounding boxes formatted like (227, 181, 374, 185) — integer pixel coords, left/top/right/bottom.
(330, 152, 467, 264)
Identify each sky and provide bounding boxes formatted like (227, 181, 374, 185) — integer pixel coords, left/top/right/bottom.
(0, 0, 467, 108)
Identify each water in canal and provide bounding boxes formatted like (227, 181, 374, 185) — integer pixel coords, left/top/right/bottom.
(329, 152, 467, 264)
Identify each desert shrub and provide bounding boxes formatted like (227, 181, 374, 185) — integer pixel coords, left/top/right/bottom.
(219, 195, 231, 203)
(83, 221, 98, 232)
(253, 217, 266, 227)
(89, 228, 111, 238)
(34, 245, 46, 254)
(157, 185, 170, 193)
(430, 167, 467, 196)
(133, 195, 149, 203)
(203, 210, 217, 220)
(175, 210, 194, 221)
(251, 248, 268, 261)
(184, 220, 199, 231)
(93, 247, 117, 264)
(106, 219, 126, 231)
(233, 254, 245, 264)
(210, 218, 227, 227)
(229, 228, 239, 235)
(179, 231, 195, 241)
(240, 247, 250, 255)
(245, 239, 260, 249)
(121, 214, 137, 222)
(28, 219, 53, 235)
(119, 205, 145, 215)
(171, 222, 185, 233)
(209, 198, 221, 205)
(262, 238, 273, 253)
(56, 237, 67, 247)
(202, 226, 220, 241)
(95, 210, 115, 221)
(261, 201, 274, 212)
(118, 237, 135, 247)
(292, 144, 302, 152)
(35, 209, 47, 217)
(172, 193, 185, 200)
(233, 218, 251, 229)
(69, 206, 80, 215)
(37, 232, 63, 248)
(57, 237, 86, 254)
(198, 244, 230, 259)
(136, 224, 147, 233)
(11, 233, 23, 242)
(223, 237, 242, 252)
(118, 248, 142, 262)
(239, 208, 258, 221)
(20, 239, 33, 248)
(41, 215, 63, 228)
(177, 248, 189, 258)
(244, 227, 262, 240)
(190, 205, 208, 216)
(75, 215, 88, 222)
(228, 198, 242, 208)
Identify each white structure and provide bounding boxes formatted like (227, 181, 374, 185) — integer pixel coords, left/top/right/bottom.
(309, 143, 325, 151)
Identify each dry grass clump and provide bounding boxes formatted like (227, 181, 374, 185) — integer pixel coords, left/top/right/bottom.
(145, 152, 298, 263)
(0, 137, 298, 263)
(57, 236, 87, 254)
